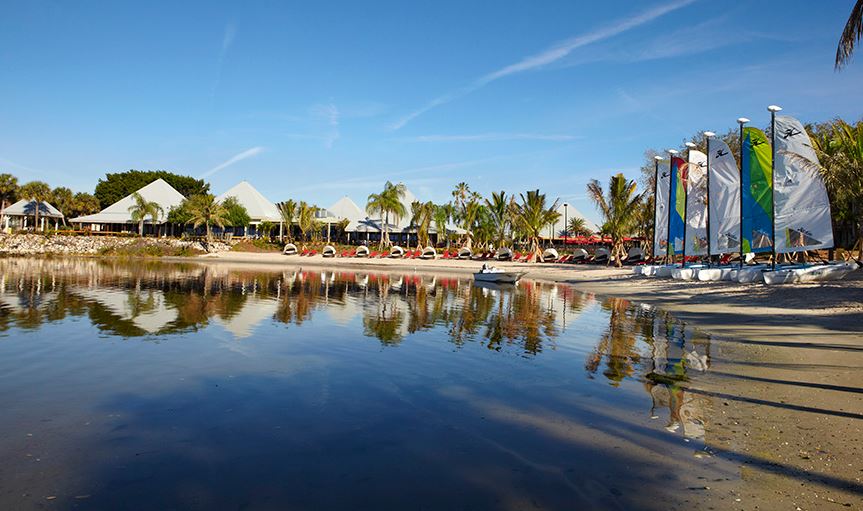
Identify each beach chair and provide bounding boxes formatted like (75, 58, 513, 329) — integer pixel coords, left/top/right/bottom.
(300, 249, 310, 256)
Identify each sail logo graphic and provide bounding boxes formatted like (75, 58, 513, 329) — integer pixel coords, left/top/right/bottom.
(752, 139, 766, 147)
(785, 226, 821, 247)
(661, 172, 669, 178)
(715, 149, 728, 158)
(780, 127, 803, 140)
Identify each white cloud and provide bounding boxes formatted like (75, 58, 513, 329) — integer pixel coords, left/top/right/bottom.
(199, 146, 264, 179)
(309, 102, 340, 148)
(389, 0, 696, 130)
(402, 133, 580, 143)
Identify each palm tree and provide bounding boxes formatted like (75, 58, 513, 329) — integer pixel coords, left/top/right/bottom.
(806, 119, 863, 259)
(410, 200, 435, 247)
(72, 192, 100, 219)
(587, 174, 643, 267)
(18, 181, 52, 231)
(51, 187, 74, 225)
(186, 193, 228, 241)
(296, 201, 316, 241)
(485, 191, 511, 247)
(511, 190, 560, 261)
(277, 199, 297, 241)
(567, 216, 591, 237)
(366, 181, 406, 248)
(127, 192, 164, 237)
(451, 182, 470, 210)
(836, 0, 863, 69)
(433, 203, 453, 247)
(0, 173, 18, 211)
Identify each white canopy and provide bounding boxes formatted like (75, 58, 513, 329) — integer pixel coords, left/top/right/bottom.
(216, 181, 281, 222)
(327, 196, 365, 223)
(2, 199, 64, 219)
(70, 178, 184, 224)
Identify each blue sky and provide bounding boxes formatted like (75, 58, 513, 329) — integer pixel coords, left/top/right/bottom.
(1, 0, 861, 224)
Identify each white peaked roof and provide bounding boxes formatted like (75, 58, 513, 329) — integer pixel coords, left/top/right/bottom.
(70, 178, 184, 224)
(216, 181, 281, 222)
(546, 202, 591, 238)
(327, 196, 366, 223)
(2, 199, 64, 218)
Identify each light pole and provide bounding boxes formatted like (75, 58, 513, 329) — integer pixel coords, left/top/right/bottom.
(737, 117, 749, 268)
(563, 202, 568, 248)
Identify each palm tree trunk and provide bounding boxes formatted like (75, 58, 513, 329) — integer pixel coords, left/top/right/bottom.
(139, 220, 144, 237)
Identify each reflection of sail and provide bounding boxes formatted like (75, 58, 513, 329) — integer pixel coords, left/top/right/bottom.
(213, 297, 279, 339)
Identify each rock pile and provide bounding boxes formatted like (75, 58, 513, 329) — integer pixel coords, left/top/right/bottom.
(0, 234, 230, 256)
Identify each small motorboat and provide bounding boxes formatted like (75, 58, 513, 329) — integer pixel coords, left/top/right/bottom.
(473, 264, 525, 284)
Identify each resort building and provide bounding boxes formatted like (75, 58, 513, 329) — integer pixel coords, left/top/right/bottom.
(70, 178, 185, 234)
(1, 199, 64, 231)
(216, 181, 281, 236)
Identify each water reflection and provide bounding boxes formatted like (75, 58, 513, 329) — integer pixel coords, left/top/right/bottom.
(0, 258, 726, 508)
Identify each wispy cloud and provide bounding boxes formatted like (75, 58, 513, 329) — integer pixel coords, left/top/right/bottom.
(211, 22, 237, 100)
(401, 133, 580, 143)
(309, 102, 340, 148)
(200, 146, 264, 179)
(389, 0, 696, 130)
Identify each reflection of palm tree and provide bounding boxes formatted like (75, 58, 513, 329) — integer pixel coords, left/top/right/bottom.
(585, 298, 642, 386)
(363, 299, 404, 345)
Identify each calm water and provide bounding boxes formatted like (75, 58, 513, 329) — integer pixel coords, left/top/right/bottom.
(0, 258, 722, 510)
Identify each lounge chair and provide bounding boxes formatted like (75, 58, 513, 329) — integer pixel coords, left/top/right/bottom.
(322, 245, 337, 258)
(592, 247, 610, 265)
(355, 246, 370, 258)
(495, 247, 513, 261)
(390, 246, 405, 258)
(622, 247, 645, 265)
(458, 247, 472, 260)
(571, 248, 589, 263)
(541, 248, 559, 263)
(420, 246, 436, 260)
(283, 243, 298, 256)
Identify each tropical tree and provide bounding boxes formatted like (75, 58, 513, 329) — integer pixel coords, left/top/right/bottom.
(0, 173, 18, 211)
(186, 193, 228, 242)
(50, 187, 74, 225)
(277, 199, 297, 241)
(221, 196, 251, 234)
(71, 192, 101, 218)
(18, 181, 52, 231)
(485, 191, 511, 247)
(296, 201, 316, 242)
(567, 216, 591, 237)
(127, 192, 164, 236)
(511, 190, 560, 261)
(836, 0, 863, 69)
(451, 182, 471, 211)
(433, 203, 453, 247)
(587, 174, 643, 267)
(807, 119, 863, 258)
(259, 221, 275, 239)
(95, 170, 208, 209)
(410, 200, 435, 247)
(366, 181, 406, 248)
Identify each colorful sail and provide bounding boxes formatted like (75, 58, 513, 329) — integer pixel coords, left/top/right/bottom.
(707, 138, 741, 254)
(772, 115, 834, 253)
(684, 150, 708, 256)
(653, 160, 670, 257)
(668, 156, 686, 255)
(741, 127, 773, 253)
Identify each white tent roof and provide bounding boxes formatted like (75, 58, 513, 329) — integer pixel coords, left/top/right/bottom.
(327, 196, 365, 223)
(545, 202, 591, 239)
(2, 199, 64, 218)
(70, 178, 184, 224)
(216, 181, 281, 222)
(359, 186, 420, 231)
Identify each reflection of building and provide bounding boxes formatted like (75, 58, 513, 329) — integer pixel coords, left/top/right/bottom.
(73, 287, 178, 334)
(212, 296, 279, 339)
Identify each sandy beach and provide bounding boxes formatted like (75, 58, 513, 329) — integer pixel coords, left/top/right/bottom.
(184, 250, 863, 509)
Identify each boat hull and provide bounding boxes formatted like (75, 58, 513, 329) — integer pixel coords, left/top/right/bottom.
(763, 262, 859, 285)
(473, 272, 524, 284)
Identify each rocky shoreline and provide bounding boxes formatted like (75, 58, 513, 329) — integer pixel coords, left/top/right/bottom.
(0, 234, 230, 256)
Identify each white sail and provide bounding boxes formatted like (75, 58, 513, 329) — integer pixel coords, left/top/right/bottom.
(772, 115, 833, 253)
(707, 138, 741, 254)
(684, 150, 708, 256)
(653, 161, 670, 257)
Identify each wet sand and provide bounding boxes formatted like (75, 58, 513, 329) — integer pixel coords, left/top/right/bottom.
(186, 250, 863, 509)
